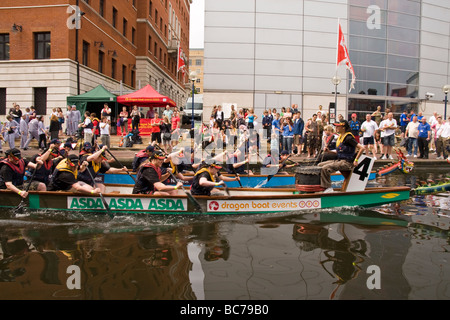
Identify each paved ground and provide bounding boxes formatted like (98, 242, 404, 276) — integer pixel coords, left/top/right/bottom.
(4, 133, 448, 168)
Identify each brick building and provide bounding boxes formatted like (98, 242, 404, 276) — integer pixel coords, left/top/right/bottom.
(0, 0, 191, 120)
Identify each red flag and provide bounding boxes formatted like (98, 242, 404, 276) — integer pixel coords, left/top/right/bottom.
(337, 23, 356, 92)
(177, 42, 186, 74)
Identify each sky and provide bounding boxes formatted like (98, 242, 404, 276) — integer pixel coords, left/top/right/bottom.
(189, 0, 205, 48)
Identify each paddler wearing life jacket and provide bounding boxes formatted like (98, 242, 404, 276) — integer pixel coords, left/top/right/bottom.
(161, 148, 194, 184)
(48, 154, 100, 194)
(261, 150, 296, 176)
(190, 158, 239, 196)
(318, 119, 364, 193)
(0, 148, 45, 198)
(26, 143, 60, 189)
(132, 150, 183, 195)
(132, 144, 155, 172)
(225, 148, 253, 175)
(77, 144, 128, 193)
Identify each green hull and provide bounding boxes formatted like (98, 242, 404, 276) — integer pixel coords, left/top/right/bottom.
(1, 187, 412, 216)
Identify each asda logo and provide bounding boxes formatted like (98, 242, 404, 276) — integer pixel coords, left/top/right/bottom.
(68, 197, 187, 211)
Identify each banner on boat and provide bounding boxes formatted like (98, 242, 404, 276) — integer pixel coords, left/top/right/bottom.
(68, 196, 188, 211)
(207, 198, 321, 213)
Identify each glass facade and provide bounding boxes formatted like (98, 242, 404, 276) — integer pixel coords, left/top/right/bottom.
(348, 0, 420, 118)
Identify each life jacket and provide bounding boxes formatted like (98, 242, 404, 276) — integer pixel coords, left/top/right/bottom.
(132, 163, 161, 194)
(336, 132, 356, 161)
(0, 158, 26, 188)
(77, 153, 101, 185)
(48, 159, 78, 191)
(190, 167, 216, 196)
(30, 156, 54, 184)
(132, 150, 149, 171)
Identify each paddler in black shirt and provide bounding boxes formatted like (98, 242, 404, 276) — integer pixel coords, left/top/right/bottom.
(48, 154, 100, 194)
(26, 144, 60, 189)
(0, 148, 45, 198)
(318, 120, 364, 193)
(190, 158, 239, 196)
(77, 144, 129, 193)
(132, 150, 183, 195)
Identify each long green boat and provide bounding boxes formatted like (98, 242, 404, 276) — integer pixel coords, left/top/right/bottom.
(0, 185, 412, 216)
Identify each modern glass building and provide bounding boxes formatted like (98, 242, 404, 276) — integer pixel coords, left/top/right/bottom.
(203, 0, 450, 122)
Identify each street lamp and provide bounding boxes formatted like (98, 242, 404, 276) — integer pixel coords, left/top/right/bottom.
(189, 71, 197, 130)
(331, 75, 341, 123)
(443, 85, 450, 120)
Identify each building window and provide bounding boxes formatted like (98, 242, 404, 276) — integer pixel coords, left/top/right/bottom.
(99, 0, 105, 17)
(0, 34, 9, 60)
(112, 7, 118, 28)
(34, 87, 47, 115)
(82, 41, 89, 66)
(149, 1, 153, 18)
(148, 35, 152, 51)
(34, 32, 51, 59)
(131, 69, 135, 88)
(0, 88, 6, 115)
(111, 58, 116, 79)
(122, 65, 127, 84)
(195, 59, 202, 66)
(132, 27, 136, 44)
(123, 18, 127, 37)
(98, 50, 104, 73)
(154, 42, 157, 57)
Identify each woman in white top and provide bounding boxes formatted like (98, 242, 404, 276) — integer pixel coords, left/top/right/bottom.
(99, 116, 111, 148)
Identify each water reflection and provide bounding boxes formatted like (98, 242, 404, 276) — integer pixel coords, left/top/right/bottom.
(0, 169, 449, 300)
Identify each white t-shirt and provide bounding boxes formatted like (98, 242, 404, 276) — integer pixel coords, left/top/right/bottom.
(361, 120, 378, 138)
(380, 118, 397, 137)
(406, 121, 419, 138)
(83, 118, 92, 134)
(100, 122, 110, 135)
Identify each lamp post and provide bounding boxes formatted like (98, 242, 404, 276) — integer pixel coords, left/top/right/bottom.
(331, 75, 341, 123)
(443, 85, 450, 120)
(189, 71, 197, 130)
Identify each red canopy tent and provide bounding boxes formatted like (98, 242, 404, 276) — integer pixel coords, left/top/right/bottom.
(116, 84, 176, 108)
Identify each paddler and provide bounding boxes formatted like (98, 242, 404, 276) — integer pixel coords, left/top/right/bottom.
(318, 120, 364, 193)
(132, 150, 183, 195)
(132, 144, 155, 172)
(48, 154, 100, 194)
(261, 150, 296, 175)
(190, 158, 239, 196)
(0, 148, 46, 198)
(77, 144, 129, 193)
(26, 143, 60, 190)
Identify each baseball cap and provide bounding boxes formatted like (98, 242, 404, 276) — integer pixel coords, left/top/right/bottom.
(351, 113, 357, 117)
(6, 148, 21, 160)
(145, 145, 155, 152)
(281, 150, 289, 155)
(205, 158, 222, 169)
(50, 139, 61, 145)
(67, 154, 79, 167)
(151, 150, 166, 160)
(83, 142, 92, 150)
(64, 142, 73, 149)
(333, 120, 350, 129)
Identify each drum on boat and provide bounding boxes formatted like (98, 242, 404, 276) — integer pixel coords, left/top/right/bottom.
(295, 166, 325, 193)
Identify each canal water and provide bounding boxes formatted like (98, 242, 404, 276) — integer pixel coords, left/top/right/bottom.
(0, 167, 449, 304)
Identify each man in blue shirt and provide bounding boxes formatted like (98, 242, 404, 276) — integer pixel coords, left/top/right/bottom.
(292, 112, 304, 155)
(272, 113, 282, 150)
(262, 110, 273, 142)
(399, 110, 409, 138)
(417, 117, 431, 159)
(349, 113, 361, 143)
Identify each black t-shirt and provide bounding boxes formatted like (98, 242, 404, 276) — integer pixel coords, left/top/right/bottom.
(0, 159, 29, 187)
(49, 170, 77, 191)
(132, 165, 161, 194)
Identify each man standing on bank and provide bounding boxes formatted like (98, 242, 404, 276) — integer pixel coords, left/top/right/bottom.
(318, 120, 364, 193)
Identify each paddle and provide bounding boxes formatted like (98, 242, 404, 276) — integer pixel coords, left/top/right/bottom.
(166, 169, 203, 213)
(85, 166, 113, 219)
(105, 149, 136, 183)
(14, 168, 37, 214)
(265, 154, 292, 183)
